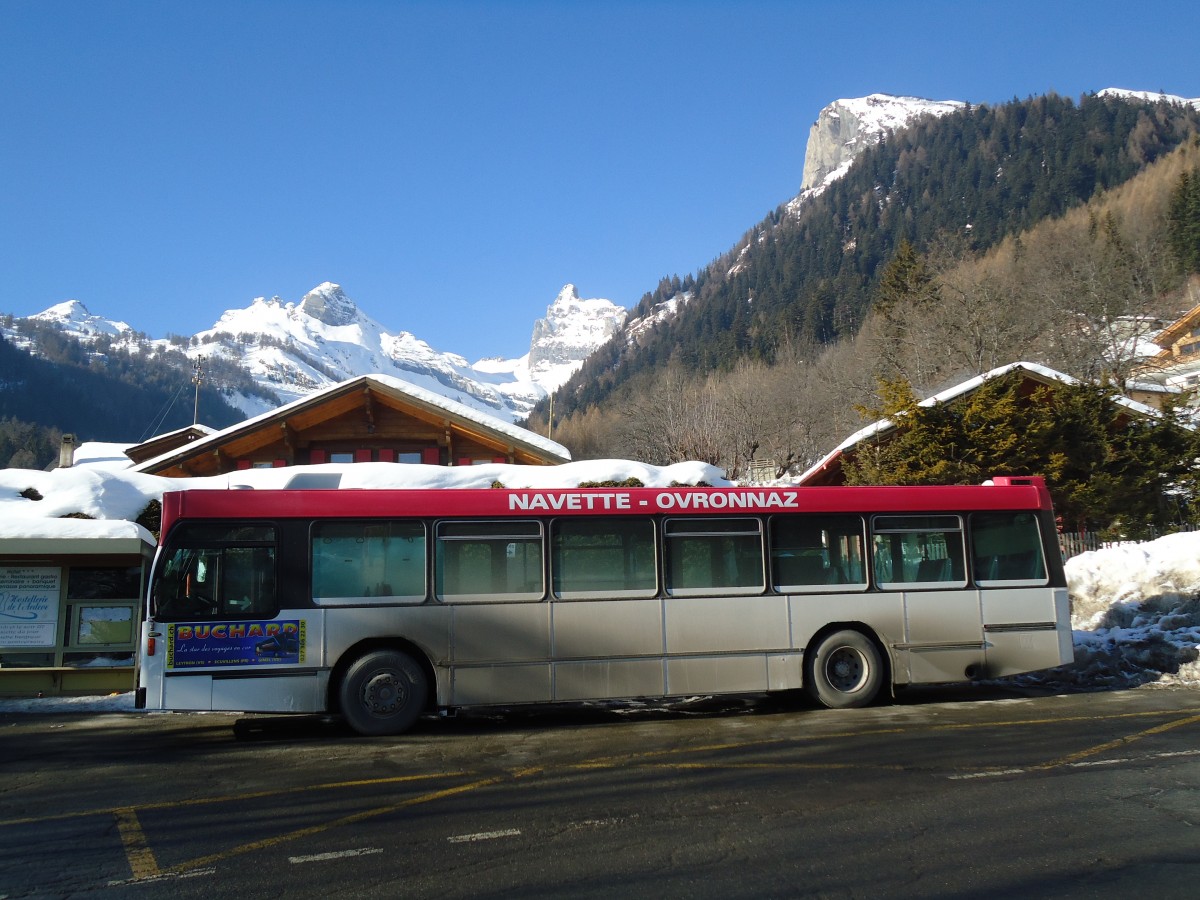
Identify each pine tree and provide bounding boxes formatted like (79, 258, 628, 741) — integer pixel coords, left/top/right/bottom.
(842, 373, 1200, 536)
(1167, 166, 1200, 273)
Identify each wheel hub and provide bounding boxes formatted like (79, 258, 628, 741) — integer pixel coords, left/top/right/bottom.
(827, 648, 866, 692)
(363, 672, 407, 715)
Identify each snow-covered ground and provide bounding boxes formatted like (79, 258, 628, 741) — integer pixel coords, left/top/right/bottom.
(3, 461, 1198, 713)
(1056, 532, 1200, 690)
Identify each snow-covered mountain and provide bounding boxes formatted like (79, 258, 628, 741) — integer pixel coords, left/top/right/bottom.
(28, 299, 136, 339)
(9, 283, 626, 424)
(197, 282, 625, 419)
(794, 89, 1200, 207)
(11, 89, 1182, 431)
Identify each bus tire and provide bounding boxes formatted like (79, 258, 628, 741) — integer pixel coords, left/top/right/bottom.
(339, 650, 428, 736)
(805, 629, 883, 709)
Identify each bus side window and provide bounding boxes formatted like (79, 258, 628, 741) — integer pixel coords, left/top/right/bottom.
(971, 512, 1048, 586)
(435, 520, 544, 603)
(664, 518, 764, 597)
(770, 515, 867, 592)
(312, 521, 427, 604)
(871, 515, 966, 589)
(551, 518, 657, 599)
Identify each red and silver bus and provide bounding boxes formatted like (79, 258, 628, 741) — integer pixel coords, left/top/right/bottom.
(136, 477, 1072, 735)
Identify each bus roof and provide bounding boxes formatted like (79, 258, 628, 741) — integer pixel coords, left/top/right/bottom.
(158, 477, 1053, 537)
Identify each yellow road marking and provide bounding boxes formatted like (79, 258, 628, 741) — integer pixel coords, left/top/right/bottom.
(0, 770, 463, 827)
(167, 771, 538, 875)
(114, 807, 160, 880)
(1032, 713, 1200, 771)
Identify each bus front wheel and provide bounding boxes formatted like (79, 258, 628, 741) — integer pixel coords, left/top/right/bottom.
(805, 629, 883, 709)
(339, 650, 428, 736)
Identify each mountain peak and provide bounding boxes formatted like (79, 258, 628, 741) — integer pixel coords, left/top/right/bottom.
(552, 284, 581, 305)
(799, 93, 966, 195)
(298, 282, 358, 326)
(30, 299, 131, 338)
(527, 285, 627, 392)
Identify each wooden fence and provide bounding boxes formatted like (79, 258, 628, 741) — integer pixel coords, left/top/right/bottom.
(1059, 524, 1199, 560)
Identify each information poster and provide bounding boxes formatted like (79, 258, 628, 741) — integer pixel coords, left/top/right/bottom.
(0, 567, 62, 648)
(166, 620, 305, 668)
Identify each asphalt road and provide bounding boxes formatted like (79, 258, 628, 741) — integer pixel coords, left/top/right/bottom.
(3, 685, 1200, 899)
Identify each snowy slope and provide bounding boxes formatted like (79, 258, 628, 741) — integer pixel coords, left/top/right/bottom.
(26, 300, 135, 338)
(1097, 88, 1200, 109)
(8, 88, 1183, 427)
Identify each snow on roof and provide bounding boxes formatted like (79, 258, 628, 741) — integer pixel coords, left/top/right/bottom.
(364, 373, 570, 459)
(71, 441, 136, 471)
(1, 458, 729, 525)
(0, 516, 155, 545)
(132, 373, 570, 473)
(795, 362, 1163, 484)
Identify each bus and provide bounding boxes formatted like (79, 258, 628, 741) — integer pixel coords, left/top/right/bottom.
(136, 477, 1072, 735)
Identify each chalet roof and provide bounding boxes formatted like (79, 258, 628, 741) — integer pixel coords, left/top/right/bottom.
(1152, 298, 1200, 349)
(124, 424, 216, 465)
(131, 374, 570, 475)
(795, 361, 1161, 487)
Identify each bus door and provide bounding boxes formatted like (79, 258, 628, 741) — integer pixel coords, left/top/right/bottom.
(548, 517, 665, 701)
(661, 517, 792, 695)
(872, 516, 984, 683)
(435, 520, 552, 705)
(970, 511, 1072, 675)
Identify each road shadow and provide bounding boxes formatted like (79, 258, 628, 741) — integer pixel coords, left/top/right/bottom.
(228, 679, 1079, 742)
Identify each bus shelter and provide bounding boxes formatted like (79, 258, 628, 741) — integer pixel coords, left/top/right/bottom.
(0, 520, 155, 696)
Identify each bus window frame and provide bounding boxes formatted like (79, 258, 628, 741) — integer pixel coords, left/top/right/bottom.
(769, 514, 869, 594)
(662, 516, 766, 598)
(871, 514, 967, 591)
(969, 511, 1050, 588)
(434, 519, 546, 604)
(151, 522, 279, 621)
(549, 516, 659, 601)
(310, 519, 429, 607)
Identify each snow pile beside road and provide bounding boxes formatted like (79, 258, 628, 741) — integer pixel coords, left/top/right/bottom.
(1056, 532, 1200, 689)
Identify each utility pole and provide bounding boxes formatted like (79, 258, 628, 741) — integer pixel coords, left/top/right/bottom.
(192, 356, 204, 425)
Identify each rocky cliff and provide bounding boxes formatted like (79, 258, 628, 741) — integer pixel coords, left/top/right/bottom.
(799, 93, 965, 194)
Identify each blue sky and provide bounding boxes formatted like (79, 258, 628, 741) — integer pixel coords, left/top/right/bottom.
(3, 1, 1198, 361)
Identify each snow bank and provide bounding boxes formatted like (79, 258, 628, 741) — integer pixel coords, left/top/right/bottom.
(1057, 532, 1200, 690)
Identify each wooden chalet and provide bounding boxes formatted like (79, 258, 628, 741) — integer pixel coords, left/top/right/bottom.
(132, 374, 570, 477)
(1150, 281, 1200, 367)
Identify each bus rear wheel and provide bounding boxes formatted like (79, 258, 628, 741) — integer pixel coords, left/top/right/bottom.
(339, 650, 428, 736)
(805, 629, 883, 709)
